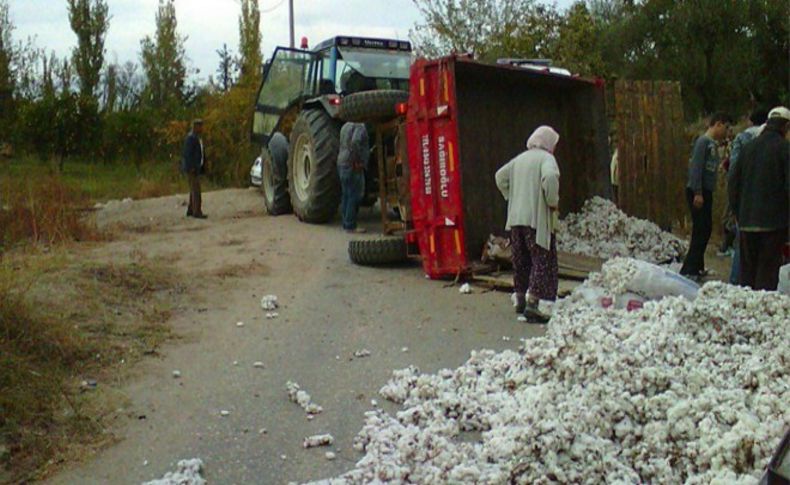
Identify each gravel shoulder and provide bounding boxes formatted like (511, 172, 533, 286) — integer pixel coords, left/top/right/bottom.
(46, 188, 545, 484)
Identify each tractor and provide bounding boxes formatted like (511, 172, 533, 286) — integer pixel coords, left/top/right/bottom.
(252, 36, 413, 223)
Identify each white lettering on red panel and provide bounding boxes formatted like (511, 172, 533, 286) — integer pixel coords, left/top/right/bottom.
(437, 135, 449, 198)
(421, 134, 432, 195)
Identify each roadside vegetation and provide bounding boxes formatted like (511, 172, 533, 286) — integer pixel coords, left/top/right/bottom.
(0, 248, 183, 482)
(0, 167, 186, 481)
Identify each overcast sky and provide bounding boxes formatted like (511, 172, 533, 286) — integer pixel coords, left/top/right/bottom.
(8, 0, 572, 83)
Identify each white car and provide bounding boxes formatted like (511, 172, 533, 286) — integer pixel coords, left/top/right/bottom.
(250, 156, 262, 187)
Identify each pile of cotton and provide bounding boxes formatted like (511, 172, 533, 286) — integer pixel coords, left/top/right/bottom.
(305, 260, 789, 484)
(556, 197, 687, 263)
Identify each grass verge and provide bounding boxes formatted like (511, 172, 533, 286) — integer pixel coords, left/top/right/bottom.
(0, 250, 184, 482)
(0, 157, 220, 204)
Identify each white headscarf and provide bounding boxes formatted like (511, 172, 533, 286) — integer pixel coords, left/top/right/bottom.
(526, 126, 560, 153)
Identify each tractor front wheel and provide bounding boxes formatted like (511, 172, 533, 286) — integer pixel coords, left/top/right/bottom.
(288, 109, 341, 223)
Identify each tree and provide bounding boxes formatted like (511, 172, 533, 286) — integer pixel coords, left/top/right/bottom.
(216, 43, 236, 92)
(410, 0, 559, 61)
(67, 0, 110, 98)
(116, 61, 143, 111)
(102, 62, 117, 111)
(603, 0, 786, 114)
(238, 0, 261, 86)
(551, 2, 605, 77)
(140, 0, 187, 112)
(40, 51, 57, 98)
(56, 56, 74, 95)
(0, 0, 14, 141)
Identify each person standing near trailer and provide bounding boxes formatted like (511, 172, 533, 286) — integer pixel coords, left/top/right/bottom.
(728, 106, 790, 291)
(725, 108, 769, 284)
(496, 126, 561, 324)
(680, 112, 732, 280)
(337, 122, 369, 233)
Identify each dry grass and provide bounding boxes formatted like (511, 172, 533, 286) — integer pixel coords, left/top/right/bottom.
(0, 176, 104, 251)
(209, 260, 269, 279)
(0, 251, 183, 482)
(134, 177, 182, 200)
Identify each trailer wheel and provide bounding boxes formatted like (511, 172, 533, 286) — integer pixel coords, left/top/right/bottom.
(348, 236, 409, 266)
(288, 109, 341, 223)
(339, 90, 409, 123)
(261, 147, 292, 215)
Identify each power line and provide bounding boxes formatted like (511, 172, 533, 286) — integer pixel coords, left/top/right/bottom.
(228, 0, 286, 14)
(261, 0, 287, 14)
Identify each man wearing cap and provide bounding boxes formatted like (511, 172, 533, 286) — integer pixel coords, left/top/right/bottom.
(728, 107, 789, 290)
(181, 119, 207, 219)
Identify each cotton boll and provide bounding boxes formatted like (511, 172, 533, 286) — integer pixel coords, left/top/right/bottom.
(286, 381, 323, 415)
(303, 434, 334, 448)
(261, 295, 279, 311)
(141, 458, 205, 485)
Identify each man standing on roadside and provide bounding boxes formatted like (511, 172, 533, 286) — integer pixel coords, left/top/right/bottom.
(181, 119, 207, 219)
(337, 122, 368, 233)
(680, 113, 732, 280)
(728, 107, 789, 291)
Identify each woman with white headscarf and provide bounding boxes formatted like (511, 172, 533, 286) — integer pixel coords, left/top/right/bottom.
(495, 126, 561, 323)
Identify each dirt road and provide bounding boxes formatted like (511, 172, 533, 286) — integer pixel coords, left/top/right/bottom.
(46, 188, 550, 484)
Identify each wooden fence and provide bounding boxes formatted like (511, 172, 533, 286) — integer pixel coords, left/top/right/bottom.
(613, 80, 688, 230)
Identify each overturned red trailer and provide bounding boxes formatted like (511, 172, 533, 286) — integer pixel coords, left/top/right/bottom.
(403, 56, 611, 279)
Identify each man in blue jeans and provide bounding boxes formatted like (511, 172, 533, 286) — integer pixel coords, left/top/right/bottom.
(337, 122, 369, 233)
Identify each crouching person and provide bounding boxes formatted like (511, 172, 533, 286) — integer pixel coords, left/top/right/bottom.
(495, 126, 561, 323)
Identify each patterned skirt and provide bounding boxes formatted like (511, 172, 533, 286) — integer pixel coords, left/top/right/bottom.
(510, 226, 558, 301)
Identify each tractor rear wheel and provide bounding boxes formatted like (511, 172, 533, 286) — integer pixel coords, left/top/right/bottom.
(348, 236, 409, 266)
(339, 90, 409, 123)
(261, 147, 291, 215)
(288, 109, 341, 223)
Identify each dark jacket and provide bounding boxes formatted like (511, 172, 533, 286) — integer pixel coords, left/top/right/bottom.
(181, 132, 203, 174)
(728, 126, 789, 231)
(337, 122, 369, 171)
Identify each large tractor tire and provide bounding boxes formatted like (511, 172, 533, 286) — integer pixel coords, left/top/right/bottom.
(288, 110, 341, 223)
(261, 147, 292, 215)
(348, 236, 408, 266)
(339, 90, 409, 123)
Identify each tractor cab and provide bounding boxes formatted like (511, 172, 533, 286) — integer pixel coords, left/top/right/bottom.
(252, 36, 412, 145)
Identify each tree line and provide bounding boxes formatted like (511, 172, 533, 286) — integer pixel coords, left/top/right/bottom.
(411, 0, 789, 117)
(1, 0, 787, 185)
(0, 0, 262, 184)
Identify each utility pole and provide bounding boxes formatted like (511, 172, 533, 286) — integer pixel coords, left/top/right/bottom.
(288, 0, 295, 48)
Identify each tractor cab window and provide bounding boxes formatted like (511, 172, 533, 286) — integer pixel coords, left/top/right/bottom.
(335, 47, 412, 94)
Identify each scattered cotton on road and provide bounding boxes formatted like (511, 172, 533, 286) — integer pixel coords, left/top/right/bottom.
(306, 259, 789, 484)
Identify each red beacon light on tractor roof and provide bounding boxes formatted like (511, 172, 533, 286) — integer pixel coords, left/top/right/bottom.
(301, 37, 309, 49)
